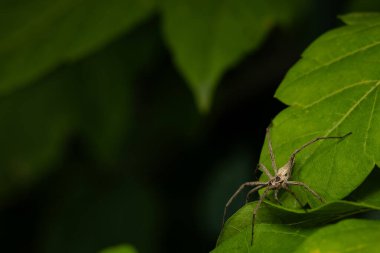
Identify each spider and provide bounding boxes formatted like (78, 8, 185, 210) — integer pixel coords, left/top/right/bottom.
(222, 127, 351, 245)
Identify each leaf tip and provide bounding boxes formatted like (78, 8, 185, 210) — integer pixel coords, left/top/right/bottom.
(193, 82, 215, 114)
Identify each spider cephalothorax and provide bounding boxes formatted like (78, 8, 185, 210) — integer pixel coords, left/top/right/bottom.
(222, 127, 351, 245)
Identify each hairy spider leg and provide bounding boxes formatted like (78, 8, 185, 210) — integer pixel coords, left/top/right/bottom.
(246, 185, 266, 203)
(287, 181, 325, 203)
(222, 131, 351, 246)
(266, 127, 278, 174)
(223, 181, 267, 226)
(257, 163, 273, 179)
(287, 132, 352, 175)
(251, 188, 270, 245)
(274, 189, 281, 205)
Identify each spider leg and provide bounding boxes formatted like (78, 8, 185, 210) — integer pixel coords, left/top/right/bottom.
(287, 181, 325, 203)
(266, 127, 278, 173)
(291, 132, 352, 157)
(251, 188, 270, 245)
(246, 185, 266, 203)
(223, 181, 267, 226)
(274, 189, 281, 205)
(255, 163, 273, 179)
(283, 185, 305, 209)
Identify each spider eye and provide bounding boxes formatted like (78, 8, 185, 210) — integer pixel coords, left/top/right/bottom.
(275, 176, 280, 181)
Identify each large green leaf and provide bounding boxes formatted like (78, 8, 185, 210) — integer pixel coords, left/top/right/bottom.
(258, 13, 380, 206)
(212, 200, 379, 253)
(294, 219, 380, 253)
(0, 0, 155, 94)
(161, 0, 306, 111)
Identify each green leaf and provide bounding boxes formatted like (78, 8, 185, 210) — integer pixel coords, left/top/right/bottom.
(161, 0, 306, 112)
(0, 0, 155, 94)
(294, 219, 380, 253)
(258, 13, 380, 206)
(100, 245, 138, 253)
(212, 200, 379, 253)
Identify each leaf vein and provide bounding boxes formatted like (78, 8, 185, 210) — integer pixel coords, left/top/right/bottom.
(293, 40, 380, 84)
(304, 80, 379, 109)
(363, 85, 378, 156)
(293, 82, 379, 187)
(316, 22, 380, 44)
(258, 225, 307, 238)
(325, 81, 380, 136)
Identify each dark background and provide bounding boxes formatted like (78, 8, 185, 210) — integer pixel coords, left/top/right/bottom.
(0, 0, 378, 252)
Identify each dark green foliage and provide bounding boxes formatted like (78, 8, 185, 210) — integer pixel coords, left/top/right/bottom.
(0, 1, 379, 253)
(0, 0, 156, 93)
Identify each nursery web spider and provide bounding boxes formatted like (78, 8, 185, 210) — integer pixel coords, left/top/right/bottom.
(222, 128, 351, 245)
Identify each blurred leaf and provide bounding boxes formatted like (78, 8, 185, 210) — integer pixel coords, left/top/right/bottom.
(0, 25, 161, 199)
(0, 0, 156, 94)
(78, 26, 161, 163)
(347, 0, 380, 12)
(99, 244, 138, 253)
(294, 219, 380, 253)
(40, 172, 159, 253)
(0, 71, 77, 198)
(258, 13, 380, 207)
(212, 200, 379, 253)
(161, 0, 306, 111)
(78, 52, 132, 163)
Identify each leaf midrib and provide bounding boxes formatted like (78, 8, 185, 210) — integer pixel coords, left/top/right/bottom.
(304, 80, 379, 109)
(294, 81, 379, 177)
(288, 40, 380, 88)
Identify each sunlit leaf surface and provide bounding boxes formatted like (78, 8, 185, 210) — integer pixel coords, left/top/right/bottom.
(259, 13, 380, 206)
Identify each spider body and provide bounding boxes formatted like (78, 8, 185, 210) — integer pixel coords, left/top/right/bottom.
(270, 165, 290, 187)
(222, 128, 351, 245)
